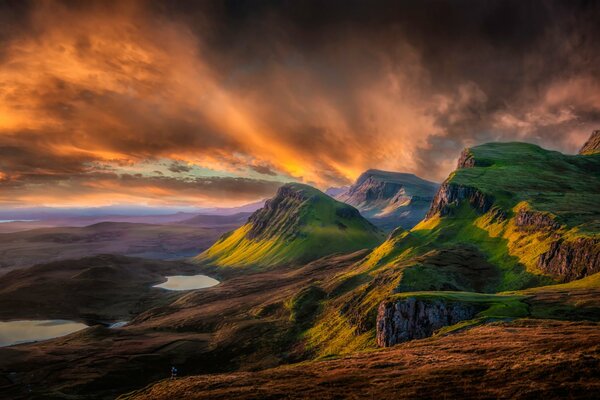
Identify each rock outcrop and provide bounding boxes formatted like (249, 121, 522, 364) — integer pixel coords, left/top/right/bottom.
(457, 149, 476, 168)
(514, 208, 560, 231)
(457, 148, 492, 168)
(579, 130, 600, 155)
(538, 237, 600, 281)
(425, 182, 493, 219)
(376, 297, 479, 347)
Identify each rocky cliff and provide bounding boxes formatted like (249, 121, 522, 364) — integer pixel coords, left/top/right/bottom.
(514, 208, 560, 231)
(336, 169, 439, 231)
(425, 182, 493, 219)
(538, 237, 600, 281)
(579, 130, 600, 155)
(376, 297, 479, 346)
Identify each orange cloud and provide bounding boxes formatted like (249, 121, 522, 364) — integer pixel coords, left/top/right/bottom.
(0, 0, 597, 207)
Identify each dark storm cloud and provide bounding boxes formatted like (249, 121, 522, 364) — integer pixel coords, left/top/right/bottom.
(0, 0, 599, 206)
(168, 162, 192, 174)
(249, 164, 277, 176)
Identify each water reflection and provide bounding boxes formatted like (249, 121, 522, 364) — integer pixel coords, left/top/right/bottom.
(0, 320, 88, 347)
(153, 274, 219, 291)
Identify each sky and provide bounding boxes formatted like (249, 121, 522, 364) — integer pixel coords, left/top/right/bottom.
(0, 0, 599, 208)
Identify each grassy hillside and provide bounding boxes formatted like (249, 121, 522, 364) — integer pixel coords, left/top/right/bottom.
(365, 142, 600, 281)
(195, 183, 384, 268)
(301, 140, 600, 357)
(450, 142, 600, 230)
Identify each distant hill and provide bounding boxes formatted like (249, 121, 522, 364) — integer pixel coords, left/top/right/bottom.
(177, 212, 252, 227)
(325, 186, 349, 197)
(0, 222, 233, 273)
(195, 183, 384, 268)
(335, 169, 439, 231)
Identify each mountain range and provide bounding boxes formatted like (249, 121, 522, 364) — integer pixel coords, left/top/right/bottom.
(335, 169, 439, 231)
(2, 132, 600, 399)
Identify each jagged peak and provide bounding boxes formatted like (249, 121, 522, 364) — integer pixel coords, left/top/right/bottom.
(579, 130, 600, 155)
(355, 169, 427, 186)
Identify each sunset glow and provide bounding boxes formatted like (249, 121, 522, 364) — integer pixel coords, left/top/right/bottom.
(0, 0, 598, 208)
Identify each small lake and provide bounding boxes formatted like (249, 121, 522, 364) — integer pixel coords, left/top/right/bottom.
(0, 320, 88, 347)
(153, 274, 219, 291)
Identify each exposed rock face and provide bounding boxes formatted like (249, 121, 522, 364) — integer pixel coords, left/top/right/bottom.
(515, 208, 560, 231)
(457, 148, 492, 168)
(538, 238, 600, 281)
(426, 182, 493, 219)
(457, 149, 476, 168)
(336, 169, 439, 231)
(376, 297, 479, 347)
(579, 130, 600, 155)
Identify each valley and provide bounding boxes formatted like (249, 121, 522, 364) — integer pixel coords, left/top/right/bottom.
(0, 133, 599, 399)
(3, 2, 600, 398)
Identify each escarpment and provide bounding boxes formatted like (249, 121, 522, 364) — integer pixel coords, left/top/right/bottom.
(538, 238, 600, 281)
(376, 297, 479, 347)
(425, 182, 493, 219)
(246, 185, 312, 241)
(514, 208, 560, 231)
(579, 130, 600, 155)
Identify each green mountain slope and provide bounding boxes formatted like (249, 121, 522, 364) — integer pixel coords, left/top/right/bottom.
(365, 141, 600, 286)
(195, 183, 384, 268)
(303, 135, 600, 357)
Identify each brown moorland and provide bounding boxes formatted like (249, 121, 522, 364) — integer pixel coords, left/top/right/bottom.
(123, 319, 600, 400)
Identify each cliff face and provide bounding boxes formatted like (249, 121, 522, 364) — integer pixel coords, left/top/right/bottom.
(336, 170, 439, 231)
(425, 182, 493, 219)
(579, 130, 600, 155)
(514, 208, 560, 231)
(376, 297, 479, 347)
(538, 238, 600, 281)
(457, 148, 476, 168)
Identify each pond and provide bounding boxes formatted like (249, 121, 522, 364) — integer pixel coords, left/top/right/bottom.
(0, 320, 88, 347)
(153, 274, 219, 291)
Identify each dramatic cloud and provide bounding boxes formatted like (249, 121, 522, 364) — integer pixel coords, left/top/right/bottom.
(0, 0, 598, 207)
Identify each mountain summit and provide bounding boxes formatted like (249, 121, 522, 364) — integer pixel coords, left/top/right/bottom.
(335, 169, 439, 231)
(195, 183, 384, 268)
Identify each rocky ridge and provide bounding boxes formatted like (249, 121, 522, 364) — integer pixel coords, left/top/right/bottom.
(579, 130, 600, 155)
(376, 297, 479, 346)
(538, 237, 600, 281)
(336, 169, 439, 231)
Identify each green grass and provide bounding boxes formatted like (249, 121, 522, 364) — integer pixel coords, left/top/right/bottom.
(286, 285, 326, 326)
(196, 183, 385, 268)
(451, 142, 600, 230)
(303, 142, 600, 357)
